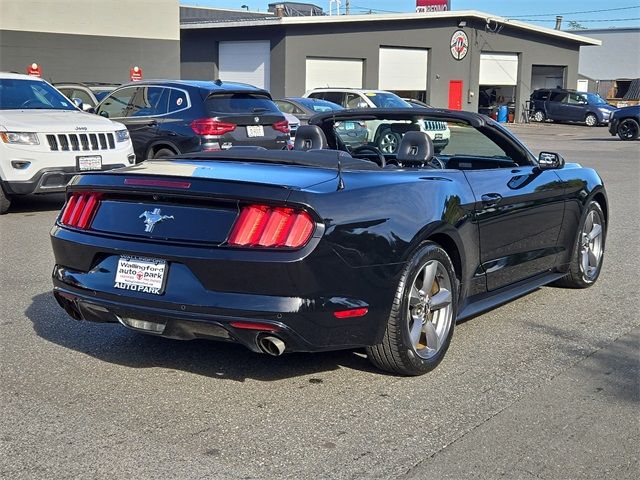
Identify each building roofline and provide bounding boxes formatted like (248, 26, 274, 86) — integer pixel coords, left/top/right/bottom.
(180, 9, 602, 46)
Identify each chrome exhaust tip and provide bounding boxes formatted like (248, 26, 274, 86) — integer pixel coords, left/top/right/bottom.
(258, 335, 286, 356)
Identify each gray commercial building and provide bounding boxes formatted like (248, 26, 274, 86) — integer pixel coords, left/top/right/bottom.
(0, 0, 180, 84)
(180, 9, 600, 121)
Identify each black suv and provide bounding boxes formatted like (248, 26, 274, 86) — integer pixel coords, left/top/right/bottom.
(95, 80, 289, 160)
(530, 88, 616, 126)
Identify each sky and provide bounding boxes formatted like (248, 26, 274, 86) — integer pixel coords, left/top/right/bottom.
(180, 0, 640, 29)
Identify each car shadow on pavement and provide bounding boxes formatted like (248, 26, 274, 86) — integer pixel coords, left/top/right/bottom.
(25, 292, 381, 381)
(6, 193, 65, 214)
(524, 320, 639, 404)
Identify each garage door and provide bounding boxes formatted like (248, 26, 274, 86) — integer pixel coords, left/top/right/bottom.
(218, 41, 270, 90)
(479, 53, 519, 85)
(305, 58, 363, 91)
(379, 47, 428, 90)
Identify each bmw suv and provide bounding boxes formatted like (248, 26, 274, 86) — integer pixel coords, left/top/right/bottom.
(95, 80, 290, 160)
(303, 88, 450, 153)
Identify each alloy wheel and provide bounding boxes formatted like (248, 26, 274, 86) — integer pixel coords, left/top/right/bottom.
(585, 114, 597, 127)
(533, 111, 545, 122)
(618, 120, 639, 140)
(379, 133, 399, 154)
(579, 210, 604, 280)
(407, 260, 453, 359)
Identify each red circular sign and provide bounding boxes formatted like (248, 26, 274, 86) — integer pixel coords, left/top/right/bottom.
(450, 30, 469, 61)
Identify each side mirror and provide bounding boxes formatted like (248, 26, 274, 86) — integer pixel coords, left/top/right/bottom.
(538, 151, 565, 170)
(72, 97, 84, 110)
(99, 110, 109, 118)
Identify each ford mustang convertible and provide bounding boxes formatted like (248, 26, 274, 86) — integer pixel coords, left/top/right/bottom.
(50, 108, 607, 375)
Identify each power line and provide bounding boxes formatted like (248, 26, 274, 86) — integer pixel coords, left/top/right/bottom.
(516, 17, 640, 23)
(508, 5, 640, 18)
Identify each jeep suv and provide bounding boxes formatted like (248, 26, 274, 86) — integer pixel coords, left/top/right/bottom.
(303, 88, 450, 153)
(530, 88, 616, 126)
(0, 73, 135, 214)
(95, 80, 290, 160)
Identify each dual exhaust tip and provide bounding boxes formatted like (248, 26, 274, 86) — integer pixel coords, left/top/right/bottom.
(258, 335, 286, 356)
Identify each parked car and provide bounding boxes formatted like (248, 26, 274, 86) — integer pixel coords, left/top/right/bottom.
(608, 105, 640, 140)
(402, 98, 432, 108)
(0, 72, 135, 214)
(55, 82, 120, 111)
(95, 80, 289, 160)
(530, 89, 616, 126)
(50, 108, 607, 376)
(274, 97, 368, 147)
(304, 88, 450, 153)
(281, 112, 300, 139)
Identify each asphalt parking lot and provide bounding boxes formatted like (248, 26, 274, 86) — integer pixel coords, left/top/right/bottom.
(1, 123, 638, 479)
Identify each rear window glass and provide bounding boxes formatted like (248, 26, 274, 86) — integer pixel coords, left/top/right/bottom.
(206, 93, 279, 114)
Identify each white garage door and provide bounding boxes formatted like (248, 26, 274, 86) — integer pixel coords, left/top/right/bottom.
(305, 58, 363, 91)
(479, 53, 519, 85)
(379, 47, 428, 90)
(218, 41, 270, 90)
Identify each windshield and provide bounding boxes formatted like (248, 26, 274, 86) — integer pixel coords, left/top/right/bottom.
(0, 79, 76, 110)
(366, 92, 412, 108)
(297, 98, 343, 112)
(586, 93, 608, 105)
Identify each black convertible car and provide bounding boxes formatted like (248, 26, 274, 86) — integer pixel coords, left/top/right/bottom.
(50, 108, 607, 375)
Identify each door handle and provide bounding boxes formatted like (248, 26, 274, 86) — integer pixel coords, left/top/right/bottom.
(481, 193, 503, 207)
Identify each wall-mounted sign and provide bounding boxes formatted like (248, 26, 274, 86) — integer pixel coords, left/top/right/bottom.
(26, 63, 42, 77)
(450, 30, 469, 61)
(416, 0, 450, 12)
(130, 65, 143, 81)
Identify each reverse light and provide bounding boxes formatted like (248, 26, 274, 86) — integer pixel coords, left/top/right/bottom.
(0, 132, 39, 145)
(60, 192, 102, 229)
(272, 120, 290, 134)
(190, 118, 236, 136)
(227, 205, 315, 249)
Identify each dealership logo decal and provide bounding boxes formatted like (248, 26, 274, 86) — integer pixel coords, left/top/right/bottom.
(450, 30, 469, 61)
(139, 208, 174, 233)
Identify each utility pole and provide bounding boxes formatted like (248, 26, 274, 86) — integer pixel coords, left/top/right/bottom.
(345, 0, 350, 15)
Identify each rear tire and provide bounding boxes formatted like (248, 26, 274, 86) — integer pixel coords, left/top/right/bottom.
(0, 184, 11, 215)
(153, 148, 176, 159)
(366, 242, 457, 376)
(555, 201, 606, 288)
(585, 113, 598, 127)
(617, 118, 640, 140)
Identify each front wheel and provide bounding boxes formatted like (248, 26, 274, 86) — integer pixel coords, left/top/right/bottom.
(555, 201, 606, 288)
(0, 184, 11, 215)
(617, 118, 640, 140)
(366, 242, 457, 375)
(585, 113, 598, 127)
(532, 110, 545, 122)
(376, 131, 401, 154)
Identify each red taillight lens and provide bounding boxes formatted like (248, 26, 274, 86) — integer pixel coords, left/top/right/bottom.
(333, 308, 369, 319)
(228, 205, 315, 249)
(272, 120, 290, 134)
(190, 118, 236, 136)
(59, 192, 101, 229)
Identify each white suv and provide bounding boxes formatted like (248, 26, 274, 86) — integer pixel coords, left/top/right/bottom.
(303, 88, 450, 153)
(0, 73, 135, 214)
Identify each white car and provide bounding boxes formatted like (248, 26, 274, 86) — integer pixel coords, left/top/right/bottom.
(303, 88, 451, 154)
(0, 73, 135, 214)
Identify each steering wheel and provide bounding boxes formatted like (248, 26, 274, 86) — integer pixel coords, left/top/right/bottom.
(19, 99, 42, 108)
(427, 157, 446, 169)
(352, 146, 386, 168)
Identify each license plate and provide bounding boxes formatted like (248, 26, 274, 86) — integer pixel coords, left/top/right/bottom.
(114, 255, 167, 295)
(246, 125, 264, 137)
(77, 155, 102, 171)
(434, 134, 443, 140)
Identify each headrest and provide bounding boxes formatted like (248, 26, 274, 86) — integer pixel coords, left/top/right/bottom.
(396, 131, 434, 166)
(293, 125, 328, 151)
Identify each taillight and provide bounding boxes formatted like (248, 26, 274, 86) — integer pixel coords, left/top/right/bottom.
(272, 120, 290, 134)
(190, 118, 236, 136)
(228, 205, 314, 249)
(59, 192, 101, 229)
